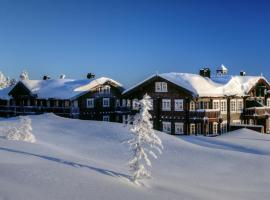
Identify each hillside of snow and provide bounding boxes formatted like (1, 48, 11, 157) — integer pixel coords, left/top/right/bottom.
(1, 114, 270, 200)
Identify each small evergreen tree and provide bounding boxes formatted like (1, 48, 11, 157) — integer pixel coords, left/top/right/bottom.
(128, 94, 163, 184)
(18, 116, 36, 143)
(6, 116, 36, 143)
(20, 70, 29, 80)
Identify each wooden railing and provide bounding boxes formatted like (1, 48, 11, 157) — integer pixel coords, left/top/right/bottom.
(243, 107, 270, 117)
(189, 109, 221, 119)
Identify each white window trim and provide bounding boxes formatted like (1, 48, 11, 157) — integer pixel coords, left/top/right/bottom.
(175, 99, 184, 111)
(162, 99, 171, 111)
(190, 123, 196, 134)
(162, 122, 171, 133)
(103, 115, 110, 122)
(237, 99, 243, 113)
(213, 100, 220, 110)
(230, 99, 237, 113)
(220, 100, 227, 114)
(213, 122, 218, 134)
(190, 101, 196, 111)
(175, 122, 184, 135)
(155, 82, 168, 92)
(267, 98, 270, 107)
(86, 98, 94, 108)
(103, 98, 110, 108)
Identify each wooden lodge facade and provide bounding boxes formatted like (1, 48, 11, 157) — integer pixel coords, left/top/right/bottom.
(0, 68, 270, 136)
(122, 72, 270, 135)
(0, 78, 126, 123)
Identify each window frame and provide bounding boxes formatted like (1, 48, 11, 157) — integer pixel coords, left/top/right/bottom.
(175, 122, 184, 135)
(174, 99, 184, 111)
(162, 99, 171, 111)
(103, 98, 110, 108)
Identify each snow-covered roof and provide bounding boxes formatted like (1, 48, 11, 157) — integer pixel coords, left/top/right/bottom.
(0, 86, 14, 100)
(19, 77, 123, 100)
(123, 72, 269, 97)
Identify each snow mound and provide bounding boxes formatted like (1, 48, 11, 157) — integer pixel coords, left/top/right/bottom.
(0, 114, 270, 200)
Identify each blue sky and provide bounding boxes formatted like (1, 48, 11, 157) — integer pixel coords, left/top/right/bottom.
(0, 0, 269, 87)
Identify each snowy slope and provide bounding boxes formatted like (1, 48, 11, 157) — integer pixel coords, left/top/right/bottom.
(1, 114, 270, 200)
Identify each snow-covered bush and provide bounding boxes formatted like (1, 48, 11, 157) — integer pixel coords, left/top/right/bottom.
(20, 70, 29, 80)
(128, 94, 163, 184)
(6, 116, 36, 143)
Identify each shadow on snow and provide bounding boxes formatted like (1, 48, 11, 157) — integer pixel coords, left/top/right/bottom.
(0, 147, 132, 181)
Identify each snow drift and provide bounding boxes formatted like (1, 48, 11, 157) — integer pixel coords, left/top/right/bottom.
(0, 114, 270, 200)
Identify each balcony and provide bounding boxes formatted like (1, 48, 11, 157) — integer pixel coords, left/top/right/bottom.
(0, 106, 71, 116)
(243, 107, 270, 118)
(189, 109, 221, 122)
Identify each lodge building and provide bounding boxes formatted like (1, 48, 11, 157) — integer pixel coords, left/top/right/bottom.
(0, 66, 270, 135)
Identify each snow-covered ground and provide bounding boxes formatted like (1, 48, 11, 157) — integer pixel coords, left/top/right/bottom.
(0, 114, 270, 200)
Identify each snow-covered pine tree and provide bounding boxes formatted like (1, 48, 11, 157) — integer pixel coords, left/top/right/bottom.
(128, 94, 163, 184)
(0, 71, 9, 88)
(20, 70, 29, 80)
(18, 116, 36, 143)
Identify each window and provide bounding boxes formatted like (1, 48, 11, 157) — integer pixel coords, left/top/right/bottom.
(99, 85, 110, 94)
(65, 101, 70, 107)
(175, 99, 184, 111)
(127, 99, 131, 108)
(267, 98, 270, 107)
(132, 99, 139, 110)
(122, 99, 126, 107)
(162, 99, 171, 111)
(55, 100, 59, 107)
(155, 82, 168, 92)
(103, 115, 110, 122)
(190, 123, 196, 134)
(86, 98, 94, 108)
(230, 99, 236, 112)
(221, 121, 227, 134)
(103, 98, 110, 107)
(149, 98, 153, 110)
(175, 123, 184, 134)
(249, 119, 254, 125)
(237, 99, 243, 113)
(213, 122, 218, 134)
(162, 122, 171, 133)
(213, 100, 220, 110)
(220, 100, 227, 114)
(73, 100, 78, 108)
(190, 101, 196, 111)
(115, 99, 120, 107)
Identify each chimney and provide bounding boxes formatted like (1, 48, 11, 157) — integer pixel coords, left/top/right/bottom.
(87, 73, 95, 79)
(240, 71, 246, 76)
(59, 74, 66, 79)
(199, 67, 211, 78)
(43, 75, 50, 80)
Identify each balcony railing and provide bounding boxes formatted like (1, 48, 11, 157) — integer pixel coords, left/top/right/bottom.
(243, 107, 270, 117)
(0, 106, 71, 116)
(189, 109, 221, 120)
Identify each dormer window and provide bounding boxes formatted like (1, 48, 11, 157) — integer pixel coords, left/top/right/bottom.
(155, 82, 167, 92)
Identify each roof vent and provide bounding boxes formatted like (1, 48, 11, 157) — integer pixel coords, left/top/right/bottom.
(87, 73, 95, 79)
(199, 67, 211, 78)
